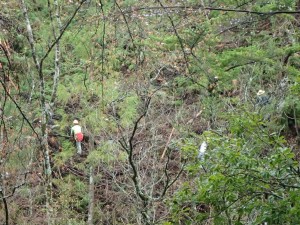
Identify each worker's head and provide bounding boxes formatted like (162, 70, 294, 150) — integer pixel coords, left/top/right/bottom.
(73, 119, 79, 124)
(257, 90, 265, 96)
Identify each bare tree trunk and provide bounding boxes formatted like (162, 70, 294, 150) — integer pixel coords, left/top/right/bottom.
(28, 76, 35, 103)
(19, 0, 53, 224)
(297, 0, 300, 20)
(87, 166, 94, 225)
(99, 0, 106, 112)
(0, 190, 9, 225)
(50, 0, 62, 103)
(20, 1, 87, 223)
(0, 160, 9, 225)
(117, 93, 186, 224)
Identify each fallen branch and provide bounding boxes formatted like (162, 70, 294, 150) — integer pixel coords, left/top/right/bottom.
(161, 127, 175, 160)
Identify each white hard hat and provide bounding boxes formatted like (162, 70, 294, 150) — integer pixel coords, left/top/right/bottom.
(257, 90, 265, 96)
(73, 119, 79, 124)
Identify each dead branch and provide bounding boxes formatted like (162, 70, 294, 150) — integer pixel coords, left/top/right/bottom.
(122, 5, 300, 16)
(160, 127, 175, 160)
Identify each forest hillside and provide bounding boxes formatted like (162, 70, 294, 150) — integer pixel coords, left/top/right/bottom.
(0, 0, 300, 224)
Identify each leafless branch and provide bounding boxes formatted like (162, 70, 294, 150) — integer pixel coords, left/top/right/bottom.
(122, 5, 300, 16)
(48, 0, 63, 103)
(160, 127, 175, 160)
(0, 172, 28, 225)
(225, 61, 257, 71)
(39, 0, 87, 70)
(99, 0, 106, 111)
(115, 2, 135, 49)
(2, 175, 28, 199)
(158, 153, 186, 200)
(0, 79, 41, 142)
(156, 0, 189, 69)
(127, 96, 152, 202)
(0, 44, 12, 68)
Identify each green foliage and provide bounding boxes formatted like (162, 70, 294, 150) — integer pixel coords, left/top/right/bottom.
(169, 122, 300, 224)
(53, 174, 88, 223)
(145, 34, 180, 51)
(86, 140, 126, 166)
(56, 85, 72, 104)
(282, 77, 300, 125)
(118, 94, 140, 127)
(3, 0, 300, 223)
(110, 47, 127, 71)
(122, 0, 139, 7)
(53, 141, 74, 167)
(179, 139, 198, 160)
(291, 74, 300, 94)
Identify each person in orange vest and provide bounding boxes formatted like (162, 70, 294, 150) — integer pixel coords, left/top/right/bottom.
(71, 119, 83, 155)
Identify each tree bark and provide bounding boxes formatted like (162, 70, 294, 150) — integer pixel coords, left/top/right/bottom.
(50, 0, 62, 103)
(0, 190, 9, 225)
(87, 166, 94, 225)
(19, 0, 53, 224)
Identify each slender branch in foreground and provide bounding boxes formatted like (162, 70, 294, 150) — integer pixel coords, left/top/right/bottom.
(122, 5, 300, 16)
(99, 0, 106, 111)
(157, 0, 189, 68)
(39, 0, 87, 69)
(0, 79, 40, 142)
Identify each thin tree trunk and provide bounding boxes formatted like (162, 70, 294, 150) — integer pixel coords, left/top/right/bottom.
(99, 0, 106, 112)
(297, 0, 300, 21)
(160, 127, 175, 160)
(50, 0, 62, 103)
(19, 0, 53, 224)
(87, 166, 94, 225)
(0, 190, 9, 225)
(20, 1, 87, 223)
(28, 77, 35, 103)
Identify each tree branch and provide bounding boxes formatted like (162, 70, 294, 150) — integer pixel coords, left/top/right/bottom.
(122, 5, 300, 16)
(49, 0, 63, 103)
(0, 79, 41, 142)
(156, 0, 189, 69)
(39, 0, 87, 69)
(157, 156, 186, 200)
(0, 190, 9, 225)
(99, 0, 106, 111)
(225, 61, 257, 71)
(127, 96, 152, 202)
(115, 2, 135, 50)
(0, 44, 12, 68)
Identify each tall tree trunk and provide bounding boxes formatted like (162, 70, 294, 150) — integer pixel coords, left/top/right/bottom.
(87, 132, 95, 224)
(50, 0, 62, 103)
(19, 0, 53, 224)
(87, 166, 94, 225)
(0, 191, 9, 225)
